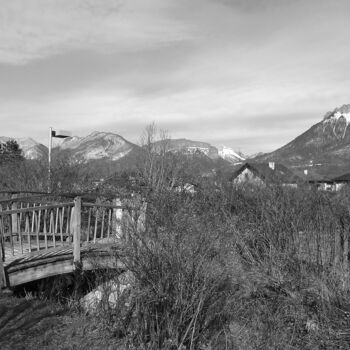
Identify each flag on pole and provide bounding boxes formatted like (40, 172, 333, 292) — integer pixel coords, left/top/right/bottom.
(51, 130, 71, 138)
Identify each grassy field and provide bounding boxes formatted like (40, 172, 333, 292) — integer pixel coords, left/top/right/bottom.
(0, 291, 123, 350)
(2, 184, 350, 349)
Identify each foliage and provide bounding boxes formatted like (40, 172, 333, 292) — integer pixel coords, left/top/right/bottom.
(86, 181, 350, 349)
(102, 190, 234, 349)
(0, 140, 23, 164)
(0, 159, 47, 191)
(4, 125, 350, 349)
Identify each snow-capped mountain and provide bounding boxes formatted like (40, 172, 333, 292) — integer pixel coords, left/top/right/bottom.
(1, 132, 245, 169)
(218, 146, 245, 164)
(0, 136, 47, 159)
(58, 131, 136, 161)
(322, 104, 350, 141)
(152, 139, 220, 159)
(254, 104, 350, 175)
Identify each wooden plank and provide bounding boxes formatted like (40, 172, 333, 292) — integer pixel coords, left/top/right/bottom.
(25, 213, 31, 253)
(60, 207, 64, 244)
(10, 213, 14, 256)
(73, 197, 81, 263)
(66, 207, 70, 236)
(100, 209, 105, 239)
(113, 199, 123, 239)
(36, 210, 41, 251)
(8, 259, 75, 286)
(11, 200, 18, 235)
(0, 237, 6, 288)
(107, 209, 111, 239)
(0, 202, 74, 215)
(31, 205, 35, 233)
(51, 210, 56, 248)
(87, 208, 91, 243)
(7, 254, 123, 287)
(48, 209, 52, 233)
(93, 213, 98, 243)
(44, 209, 48, 250)
(18, 203, 23, 237)
(0, 215, 5, 262)
(25, 204, 31, 253)
(82, 202, 124, 209)
(18, 213, 23, 254)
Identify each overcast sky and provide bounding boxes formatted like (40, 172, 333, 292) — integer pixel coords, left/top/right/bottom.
(0, 0, 349, 154)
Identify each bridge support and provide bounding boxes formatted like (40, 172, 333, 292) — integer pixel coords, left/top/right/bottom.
(0, 216, 6, 288)
(73, 197, 81, 265)
(0, 251, 6, 288)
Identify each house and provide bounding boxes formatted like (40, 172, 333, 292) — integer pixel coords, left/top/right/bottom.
(331, 173, 350, 191)
(306, 172, 350, 192)
(231, 162, 301, 187)
(306, 173, 335, 191)
(307, 179, 335, 191)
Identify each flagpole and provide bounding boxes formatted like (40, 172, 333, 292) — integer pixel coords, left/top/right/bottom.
(48, 127, 52, 193)
(47, 128, 70, 193)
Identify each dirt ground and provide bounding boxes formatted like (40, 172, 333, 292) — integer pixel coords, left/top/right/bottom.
(0, 291, 121, 350)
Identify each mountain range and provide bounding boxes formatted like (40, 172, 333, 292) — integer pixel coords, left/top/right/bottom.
(58, 131, 135, 161)
(0, 136, 47, 159)
(3, 103, 350, 179)
(0, 132, 245, 165)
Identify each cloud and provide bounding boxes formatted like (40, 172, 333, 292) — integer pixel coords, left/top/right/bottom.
(0, 0, 190, 64)
(1, 0, 350, 154)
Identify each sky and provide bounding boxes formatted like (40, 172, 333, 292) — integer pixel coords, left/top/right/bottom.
(0, 0, 349, 154)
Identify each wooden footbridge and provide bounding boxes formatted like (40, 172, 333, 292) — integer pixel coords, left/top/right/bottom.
(0, 194, 143, 288)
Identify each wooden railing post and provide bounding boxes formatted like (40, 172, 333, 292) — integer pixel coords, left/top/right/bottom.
(11, 194, 18, 233)
(113, 198, 123, 239)
(11, 201, 18, 236)
(73, 197, 81, 264)
(0, 243, 6, 288)
(0, 208, 6, 287)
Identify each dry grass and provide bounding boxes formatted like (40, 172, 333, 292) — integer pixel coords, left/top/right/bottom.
(0, 291, 125, 350)
(3, 184, 350, 349)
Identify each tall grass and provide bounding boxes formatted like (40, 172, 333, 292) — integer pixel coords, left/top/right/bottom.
(96, 183, 350, 349)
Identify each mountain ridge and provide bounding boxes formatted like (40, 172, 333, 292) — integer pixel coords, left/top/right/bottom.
(254, 104, 350, 178)
(58, 131, 137, 161)
(0, 136, 47, 159)
(0, 132, 242, 165)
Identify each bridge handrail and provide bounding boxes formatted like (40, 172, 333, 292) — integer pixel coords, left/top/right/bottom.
(0, 196, 145, 288)
(82, 202, 124, 210)
(0, 202, 74, 215)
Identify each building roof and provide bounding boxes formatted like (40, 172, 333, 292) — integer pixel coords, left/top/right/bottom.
(332, 172, 350, 182)
(231, 162, 302, 184)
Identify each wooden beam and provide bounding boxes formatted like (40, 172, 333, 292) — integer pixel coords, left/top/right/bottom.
(0, 248, 6, 288)
(8, 259, 75, 286)
(0, 202, 74, 216)
(82, 202, 124, 209)
(8, 255, 124, 286)
(11, 201, 18, 234)
(113, 198, 123, 239)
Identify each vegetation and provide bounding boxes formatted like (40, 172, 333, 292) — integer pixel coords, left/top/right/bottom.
(2, 128, 350, 349)
(0, 140, 23, 164)
(87, 184, 348, 350)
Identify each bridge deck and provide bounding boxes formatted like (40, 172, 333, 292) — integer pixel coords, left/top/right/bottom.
(3, 239, 67, 267)
(2, 239, 122, 287)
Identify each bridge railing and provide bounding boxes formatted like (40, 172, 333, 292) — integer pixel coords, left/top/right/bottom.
(0, 201, 75, 256)
(0, 196, 144, 264)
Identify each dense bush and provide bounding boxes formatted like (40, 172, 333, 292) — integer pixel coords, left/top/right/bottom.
(94, 183, 350, 349)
